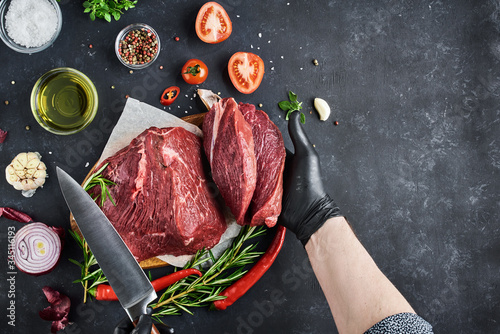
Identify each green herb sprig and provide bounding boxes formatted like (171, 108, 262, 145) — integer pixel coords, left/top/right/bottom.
(68, 230, 108, 303)
(82, 0, 138, 22)
(82, 163, 116, 208)
(151, 226, 265, 319)
(279, 91, 306, 124)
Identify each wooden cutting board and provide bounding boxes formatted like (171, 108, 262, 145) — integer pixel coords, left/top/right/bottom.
(70, 112, 206, 269)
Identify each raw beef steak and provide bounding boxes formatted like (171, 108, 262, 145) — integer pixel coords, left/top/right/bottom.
(202, 98, 257, 225)
(89, 126, 227, 261)
(239, 103, 286, 227)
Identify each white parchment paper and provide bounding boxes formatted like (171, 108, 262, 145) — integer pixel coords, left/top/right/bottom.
(99, 98, 240, 267)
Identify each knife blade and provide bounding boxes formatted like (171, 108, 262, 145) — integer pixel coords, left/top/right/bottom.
(56, 167, 157, 325)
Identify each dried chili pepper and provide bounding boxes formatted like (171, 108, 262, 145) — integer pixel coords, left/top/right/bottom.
(213, 225, 286, 310)
(0, 207, 33, 223)
(90, 268, 202, 301)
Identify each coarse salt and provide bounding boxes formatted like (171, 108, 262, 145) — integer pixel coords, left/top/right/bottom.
(5, 0, 58, 48)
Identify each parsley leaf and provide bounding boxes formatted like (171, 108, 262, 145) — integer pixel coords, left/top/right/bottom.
(279, 91, 305, 124)
(80, 0, 137, 22)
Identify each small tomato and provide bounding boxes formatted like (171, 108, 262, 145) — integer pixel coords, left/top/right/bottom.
(182, 59, 208, 85)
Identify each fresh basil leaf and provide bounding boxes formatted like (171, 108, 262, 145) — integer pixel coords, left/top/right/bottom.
(89, 12, 96, 21)
(112, 12, 120, 20)
(286, 110, 294, 121)
(289, 91, 298, 102)
(83, 1, 92, 8)
(104, 12, 111, 22)
(300, 112, 306, 124)
(279, 101, 292, 111)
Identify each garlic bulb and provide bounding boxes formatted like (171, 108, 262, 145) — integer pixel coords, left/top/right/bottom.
(5, 152, 47, 197)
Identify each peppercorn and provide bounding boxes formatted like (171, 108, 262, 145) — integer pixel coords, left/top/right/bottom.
(4, 100, 9, 105)
(313, 59, 319, 66)
(174, 36, 180, 41)
(111, 85, 115, 89)
(258, 103, 263, 108)
(119, 28, 158, 66)
(89, 44, 93, 49)
(334, 121, 339, 126)
(159, 65, 164, 70)
(25, 125, 30, 131)
(125, 94, 129, 99)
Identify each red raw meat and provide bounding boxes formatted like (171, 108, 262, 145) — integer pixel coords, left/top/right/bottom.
(203, 98, 257, 225)
(239, 103, 286, 227)
(90, 127, 227, 261)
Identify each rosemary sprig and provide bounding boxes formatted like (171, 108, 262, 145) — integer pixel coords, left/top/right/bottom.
(82, 163, 116, 208)
(68, 230, 108, 303)
(151, 225, 266, 319)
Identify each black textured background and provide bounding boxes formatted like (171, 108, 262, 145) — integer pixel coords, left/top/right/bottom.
(1, 1, 499, 333)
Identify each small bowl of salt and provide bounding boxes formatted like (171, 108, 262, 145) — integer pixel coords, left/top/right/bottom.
(0, 0, 62, 54)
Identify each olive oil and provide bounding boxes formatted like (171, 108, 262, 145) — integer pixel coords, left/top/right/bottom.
(32, 68, 98, 135)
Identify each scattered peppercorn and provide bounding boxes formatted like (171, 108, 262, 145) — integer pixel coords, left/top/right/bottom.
(89, 44, 93, 49)
(174, 36, 180, 41)
(129, 70, 134, 74)
(159, 65, 164, 70)
(258, 103, 263, 108)
(125, 94, 130, 99)
(334, 121, 339, 126)
(4, 101, 9, 105)
(313, 59, 319, 66)
(25, 125, 30, 131)
(111, 85, 115, 89)
(119, 28, 159, 66)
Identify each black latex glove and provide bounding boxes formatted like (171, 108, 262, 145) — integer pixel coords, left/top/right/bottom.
(280, 112, 342, 246)
(113, 308, 153, 334)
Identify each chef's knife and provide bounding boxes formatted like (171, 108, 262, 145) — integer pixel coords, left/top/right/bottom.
(56, 167, 158, 333)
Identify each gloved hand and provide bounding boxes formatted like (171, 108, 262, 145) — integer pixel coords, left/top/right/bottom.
(280, 112, 342, 246)
(113, 308, 153, 334)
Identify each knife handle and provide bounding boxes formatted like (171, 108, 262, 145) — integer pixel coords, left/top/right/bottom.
(132, 319, 160, 334)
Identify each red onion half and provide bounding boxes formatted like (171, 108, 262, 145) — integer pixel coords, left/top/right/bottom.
(13, 223, 62, 276)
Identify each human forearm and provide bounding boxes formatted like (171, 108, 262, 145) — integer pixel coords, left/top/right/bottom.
(305, 217, 415, 334)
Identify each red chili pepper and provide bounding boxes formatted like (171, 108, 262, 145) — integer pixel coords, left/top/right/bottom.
(213, 225, 286, 310)
(91, 268, 202, 301)
(160, 86, 180, 106)
(0, 207, 33, 223)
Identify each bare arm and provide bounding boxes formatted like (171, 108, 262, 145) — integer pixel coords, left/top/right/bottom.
(305, 217, 414, 334)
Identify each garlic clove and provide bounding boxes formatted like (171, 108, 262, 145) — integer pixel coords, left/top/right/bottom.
(314, 97, 331, 121)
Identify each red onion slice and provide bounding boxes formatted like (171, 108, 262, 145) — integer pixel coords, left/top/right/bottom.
(13, 223, 62, 276)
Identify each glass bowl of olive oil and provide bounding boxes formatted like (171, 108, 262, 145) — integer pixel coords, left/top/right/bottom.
(31, 68, 98, 135)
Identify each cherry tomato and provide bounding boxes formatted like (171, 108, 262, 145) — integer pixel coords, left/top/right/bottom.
(195, 2, 232, 44)
(160, 86, 180, 106)
(228, 52, 265, 94)
(182, 59, 208, 85)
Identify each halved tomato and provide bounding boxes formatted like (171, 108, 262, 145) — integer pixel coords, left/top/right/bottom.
(228, 52, 265, 94)
(195, 2, 232, 44)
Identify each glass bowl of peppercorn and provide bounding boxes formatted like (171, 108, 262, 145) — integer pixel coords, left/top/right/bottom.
(0, 0, 62, 54)
(115, 23, 161, 70)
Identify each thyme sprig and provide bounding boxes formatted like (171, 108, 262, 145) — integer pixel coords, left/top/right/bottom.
(151, 226, 266, 319)
(82, 163, 116, 208)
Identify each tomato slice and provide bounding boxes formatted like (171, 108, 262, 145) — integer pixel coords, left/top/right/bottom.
(160, 86, 180, 106)
(195, 2, 232, 44)
(228, 52, 265, 94)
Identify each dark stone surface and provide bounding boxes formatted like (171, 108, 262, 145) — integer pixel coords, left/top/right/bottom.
(1, 1, 499, 333)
